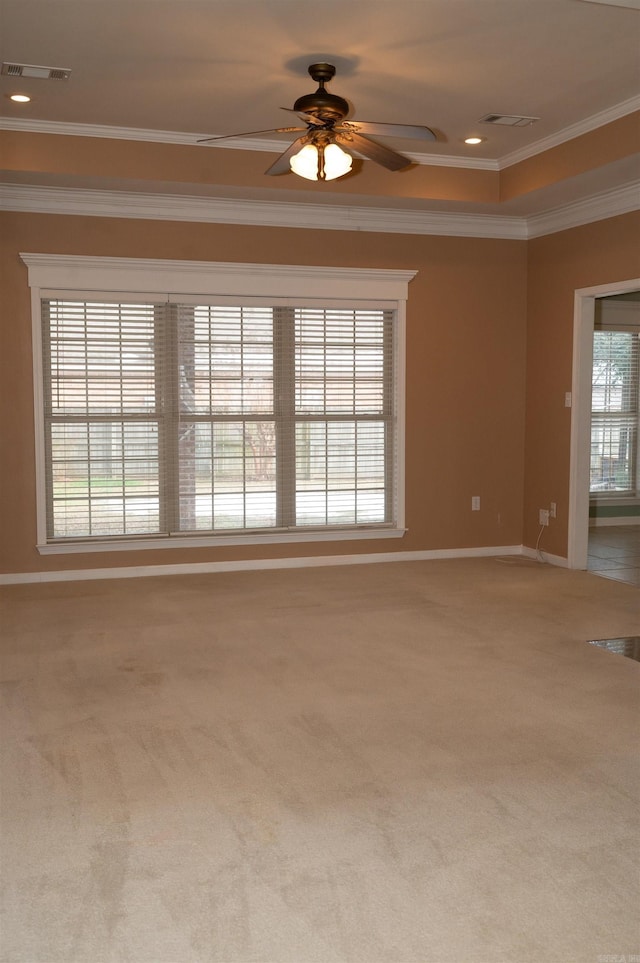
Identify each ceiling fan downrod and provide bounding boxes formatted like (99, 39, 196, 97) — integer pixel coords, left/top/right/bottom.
(293, 63, 349, 123)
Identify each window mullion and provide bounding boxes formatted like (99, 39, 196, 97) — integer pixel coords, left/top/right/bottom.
(158, 304, 180, 534)
(273, 306, 296, 528)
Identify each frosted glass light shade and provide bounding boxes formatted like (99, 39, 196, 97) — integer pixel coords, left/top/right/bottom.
(289, 142, 353, 181)
(323, 143, 353, 180)
(289, 144, 321, 180)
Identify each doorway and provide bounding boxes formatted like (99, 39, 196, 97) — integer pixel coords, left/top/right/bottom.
(568, 278, 640, 572)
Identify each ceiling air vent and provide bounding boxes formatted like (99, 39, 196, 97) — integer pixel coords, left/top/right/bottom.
(1, 62, 71, 80)
(479, 113, 539, 127)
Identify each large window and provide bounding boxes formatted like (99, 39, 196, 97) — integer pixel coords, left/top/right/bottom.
(590, 327, 639, 494)
(25, 256, 412, 552)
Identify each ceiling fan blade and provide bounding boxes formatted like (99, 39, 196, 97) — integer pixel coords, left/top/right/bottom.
(265, 135, 309, 175)
(335, 132, 410, 171)
(338, 120, 437, 142)
(197, 126, 303, 144)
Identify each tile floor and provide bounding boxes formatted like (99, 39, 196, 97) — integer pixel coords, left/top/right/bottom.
(587, 524, 640, 587)
(588, 636, 640, 661)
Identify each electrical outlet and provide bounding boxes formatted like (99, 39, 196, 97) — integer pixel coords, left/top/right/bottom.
(550, 502, 557, 518)
(472, 496, 480, 511)
(539, 509, 550, 526)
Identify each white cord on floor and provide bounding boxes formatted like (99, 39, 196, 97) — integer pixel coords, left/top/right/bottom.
(535, 523, 548, 563)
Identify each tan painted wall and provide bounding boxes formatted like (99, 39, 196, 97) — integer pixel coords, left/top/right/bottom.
(500, 113, 640, 200)
(1, 212, 527, 575)
(524, 211, 640, 554)
(0, 131, 500, 204)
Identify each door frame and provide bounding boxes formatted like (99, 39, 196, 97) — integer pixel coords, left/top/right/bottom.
(568, 276, 640, 568)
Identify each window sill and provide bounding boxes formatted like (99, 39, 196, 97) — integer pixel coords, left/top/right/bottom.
(37, 526, 407, 555)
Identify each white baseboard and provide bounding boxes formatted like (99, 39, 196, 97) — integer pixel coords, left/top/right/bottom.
(521, 546, 569, 567)
(0, 544, 544, 584)
(589, 516, 640, 527)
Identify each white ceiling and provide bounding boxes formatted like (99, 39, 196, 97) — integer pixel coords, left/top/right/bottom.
(1, 0, 639, 219)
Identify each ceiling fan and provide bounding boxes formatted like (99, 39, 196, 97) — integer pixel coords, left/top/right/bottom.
(197, 63, 437, 181)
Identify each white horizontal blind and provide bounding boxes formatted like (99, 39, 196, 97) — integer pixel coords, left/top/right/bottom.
(294, 307, 393, 527)
(590, 327, 639, 494)
(175, 303, 277, 532)
(41, 298, 396, 542)
(43, 299, 165, 539)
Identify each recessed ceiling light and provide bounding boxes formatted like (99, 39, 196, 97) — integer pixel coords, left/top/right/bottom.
(464, 136, 484, 145)
(8, 93, 31, 103)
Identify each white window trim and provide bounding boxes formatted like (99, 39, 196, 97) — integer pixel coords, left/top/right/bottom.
(22, 254, 414, 555)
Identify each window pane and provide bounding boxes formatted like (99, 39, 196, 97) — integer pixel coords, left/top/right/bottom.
(50, 421, 160, 537)
(47, 301, 157, 415)
(295, 421, 387, 526)
(590, 416, 636, 491)
(179, 307, 273, 415)
(295, 309, 388, 415)
(178, 421, 276, 530)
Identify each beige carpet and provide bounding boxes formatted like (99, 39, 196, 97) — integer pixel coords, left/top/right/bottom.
(1, 557, 638, 963)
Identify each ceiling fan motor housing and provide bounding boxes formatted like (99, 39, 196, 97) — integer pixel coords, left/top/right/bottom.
(294, 63, 349, 122)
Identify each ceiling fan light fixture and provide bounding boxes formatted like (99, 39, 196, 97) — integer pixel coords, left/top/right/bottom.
(290, 141, 352, 181)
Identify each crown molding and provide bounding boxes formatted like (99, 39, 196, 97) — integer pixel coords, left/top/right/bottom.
(2, 181, 638, 239)
(0, 184, 527, 238)
(498, 94, 640, 168)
